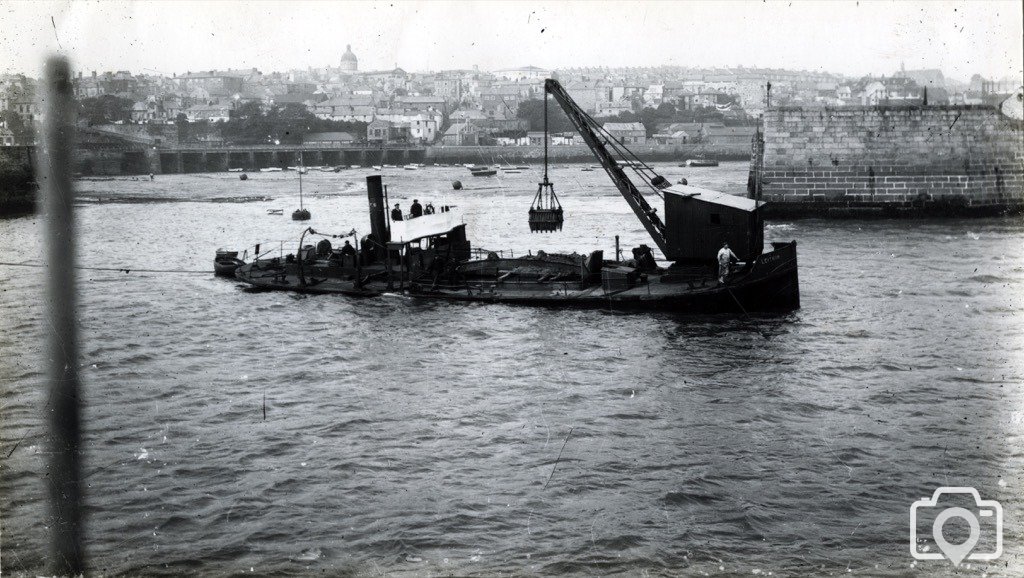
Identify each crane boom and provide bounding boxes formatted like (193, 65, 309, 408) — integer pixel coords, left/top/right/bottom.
(544, 78, 671, 259)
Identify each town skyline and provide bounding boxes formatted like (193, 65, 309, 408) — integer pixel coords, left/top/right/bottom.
(2, 1, 1022, 84)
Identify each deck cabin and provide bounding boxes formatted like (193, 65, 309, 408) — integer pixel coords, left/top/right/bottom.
(662, 185, 765, 264)
(385, 209, 471, 287)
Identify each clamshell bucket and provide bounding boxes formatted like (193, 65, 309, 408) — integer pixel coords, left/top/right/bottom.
(529, 177, 563, 233)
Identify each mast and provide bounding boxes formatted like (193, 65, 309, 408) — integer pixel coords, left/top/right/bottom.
(298, 152, 304, 210)
(543, 79, 673, 259)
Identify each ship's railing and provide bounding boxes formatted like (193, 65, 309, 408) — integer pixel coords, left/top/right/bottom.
(468, 247, 518, 259)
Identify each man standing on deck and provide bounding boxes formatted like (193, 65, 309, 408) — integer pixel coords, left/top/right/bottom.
(717, 242, 738, 284)
(391, 203, 403, 221)
(410, 199, 423, 219)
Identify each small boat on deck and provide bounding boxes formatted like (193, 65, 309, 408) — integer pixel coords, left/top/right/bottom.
(214, 250, 245, 277)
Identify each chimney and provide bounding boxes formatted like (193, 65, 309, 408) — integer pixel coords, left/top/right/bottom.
(365, 175, 390, 248)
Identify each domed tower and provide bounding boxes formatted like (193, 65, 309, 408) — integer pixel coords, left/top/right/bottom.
(340, 45, 358, 72)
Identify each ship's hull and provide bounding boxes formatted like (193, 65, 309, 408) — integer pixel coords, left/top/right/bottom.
(231, 243, 799, 313)
(233, 259, 380, 296)
(412, 242, 799, 313)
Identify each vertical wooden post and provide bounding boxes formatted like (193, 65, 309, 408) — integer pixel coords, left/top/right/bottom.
(38, 55, 85, 575)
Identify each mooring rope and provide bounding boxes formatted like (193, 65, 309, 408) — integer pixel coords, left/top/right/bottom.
(0, 261, 210, 274)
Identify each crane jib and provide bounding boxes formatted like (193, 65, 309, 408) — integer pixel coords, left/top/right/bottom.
(543, 79, 672, 259)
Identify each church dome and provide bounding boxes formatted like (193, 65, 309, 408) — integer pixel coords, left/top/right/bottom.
(340, 45, 358, 72)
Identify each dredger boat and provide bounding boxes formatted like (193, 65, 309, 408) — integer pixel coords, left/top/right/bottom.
(229, 79, 799, 313)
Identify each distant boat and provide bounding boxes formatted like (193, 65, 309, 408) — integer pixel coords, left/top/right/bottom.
(350, 164, 361, 169)
(514, 165, 530, 169)
(228, 167, 245, 172)
(267, 208, 283, 215)
(383, 164, 397, 168)
(403, 164, 419, 171)
(470, 169, 497, 177)
(287, 166, 309, 174)
(260, 167, 283, 173)
(372, 165, 382, 170)
(581, 167, 594, 172)
(683, 158, 719, 167)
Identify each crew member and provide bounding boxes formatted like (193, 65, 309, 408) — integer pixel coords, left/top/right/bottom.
(424, 202, 435, 215)
(340, 240, 356, 256)
(717, 242, 738, 284)
(410, 199, 423, 218)
(391, 203, 403, 221)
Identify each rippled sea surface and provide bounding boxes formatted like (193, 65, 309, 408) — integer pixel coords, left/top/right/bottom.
(2, 162, 1023, 576)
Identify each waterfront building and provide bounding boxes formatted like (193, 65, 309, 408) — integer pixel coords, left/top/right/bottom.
(313, 95, 376, 121)
(441, 122, 480, 146)
(366, 119, 411, 144)
(602, 122, 646, 145)
(303, 131, 356, 145)
(651, 130, 690, 145)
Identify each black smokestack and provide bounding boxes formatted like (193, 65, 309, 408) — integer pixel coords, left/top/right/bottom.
(366, 175, 389, 245)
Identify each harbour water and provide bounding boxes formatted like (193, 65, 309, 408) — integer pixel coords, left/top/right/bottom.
(1, 162, 1022, 575)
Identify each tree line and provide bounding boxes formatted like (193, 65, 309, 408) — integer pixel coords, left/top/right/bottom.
(75, 96, 367, 144)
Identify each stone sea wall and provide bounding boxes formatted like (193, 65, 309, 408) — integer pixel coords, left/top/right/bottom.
(756, 105, 1024, 217)
(425, 143, 751, 164)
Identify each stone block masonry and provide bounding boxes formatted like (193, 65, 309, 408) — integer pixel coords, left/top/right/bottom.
(754, 105, 1024, 217)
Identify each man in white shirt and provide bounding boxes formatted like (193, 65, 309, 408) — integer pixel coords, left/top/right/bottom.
(717, 242, 738, 284)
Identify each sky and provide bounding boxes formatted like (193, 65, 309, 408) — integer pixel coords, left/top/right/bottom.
(1, 0, 1022, 82)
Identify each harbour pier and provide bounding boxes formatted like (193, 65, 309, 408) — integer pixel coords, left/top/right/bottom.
(74, 129, 428, 175)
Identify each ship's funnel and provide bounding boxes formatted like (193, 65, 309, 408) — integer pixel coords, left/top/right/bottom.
(366, 175, 389, 245)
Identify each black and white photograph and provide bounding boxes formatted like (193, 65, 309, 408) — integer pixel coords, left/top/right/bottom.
(1, 0, 1022, 575)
